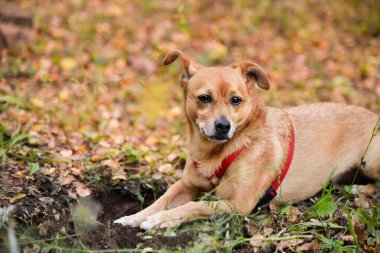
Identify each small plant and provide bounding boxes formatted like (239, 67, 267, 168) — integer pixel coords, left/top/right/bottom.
(306, 185, 338, 220)
(27, 163, 39, 176)
(355, 206, 380, 247)
(0, 124, 28, 163)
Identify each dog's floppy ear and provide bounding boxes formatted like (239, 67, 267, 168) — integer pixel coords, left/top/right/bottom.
(164, 50, 202, 87)
(232, 61, 270, 90)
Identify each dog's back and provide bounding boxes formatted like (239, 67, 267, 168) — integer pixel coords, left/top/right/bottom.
(276, 103, 379, 202)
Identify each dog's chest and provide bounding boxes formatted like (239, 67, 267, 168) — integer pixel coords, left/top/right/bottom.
(192, 160, 223, 186)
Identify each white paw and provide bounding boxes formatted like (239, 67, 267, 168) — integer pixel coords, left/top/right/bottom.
(113, 215, 143, 227)
(140, 216, 157, 230)
(140, 211, 183, 230)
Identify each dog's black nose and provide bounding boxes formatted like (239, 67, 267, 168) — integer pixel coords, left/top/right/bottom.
(215, 119, 231, 135)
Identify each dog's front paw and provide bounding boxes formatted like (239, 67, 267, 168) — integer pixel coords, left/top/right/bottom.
(140, 211, 184, 230)
(113, 215, 144, 227)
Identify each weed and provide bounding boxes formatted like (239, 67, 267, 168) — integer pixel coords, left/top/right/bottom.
(0, 124, 28, 163)
(27, 162, 39, 176)
(355, 206, 380, 246)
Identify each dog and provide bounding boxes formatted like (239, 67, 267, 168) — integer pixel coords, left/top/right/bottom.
(114, 50, 380, 230)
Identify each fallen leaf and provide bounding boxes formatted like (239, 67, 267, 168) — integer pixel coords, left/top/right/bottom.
(128, 56, 157, 75)
(30, 97, 44, 108)
(60, 57, 77, 71)
(206, 41, 228, 61)
(104, 159, 120, 169)
(288, 207, 301, 223)
(70, 167, 82, 176)
(74, 182, 91, 197)
(90, 155, 104, 163)
(112, 170, 127, 180)
(277, 238, 304, 251)
(60, 149, 73, 158)
(58, 174, 75, 186)
(297, 241, 319, 251)
(158, 163, 174, 174)
(354, 197, 370, 209)
(68, 191, 78, 199)
(352, 213, 368, 242)
(339, 234, 354, 242)
(9, 193, 26, 203)
(58, 88, 69, 101)
(357, 185, 376, 196)
(11, 170, 28, 179)
(74, 145, 88, 153)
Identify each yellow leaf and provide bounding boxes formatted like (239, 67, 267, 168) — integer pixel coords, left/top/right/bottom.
(10, 193, 26, 203)
(60, 57, 77, 71)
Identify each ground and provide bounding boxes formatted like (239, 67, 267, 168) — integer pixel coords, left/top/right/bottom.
(0, 0, 380, 252)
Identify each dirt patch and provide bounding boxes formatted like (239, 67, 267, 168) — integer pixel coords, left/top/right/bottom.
(83, 182, 195, 250)
(10, 178, 197, 251)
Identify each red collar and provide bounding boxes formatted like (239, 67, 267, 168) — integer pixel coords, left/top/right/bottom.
(213, 146, 245, 179)
(193, 146, 245, 181)
(194, 128, 295, 204)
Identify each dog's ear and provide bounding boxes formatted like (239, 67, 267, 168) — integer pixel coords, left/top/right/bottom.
(232, 61, 270, 90)
(164, 50, 202, 87)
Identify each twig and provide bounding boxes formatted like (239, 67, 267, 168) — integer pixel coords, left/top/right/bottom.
(355, 115, 380, 183)
(250, 234, 314, 242)
(361, 115, 380, 165)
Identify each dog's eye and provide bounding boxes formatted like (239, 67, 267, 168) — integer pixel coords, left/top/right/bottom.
(198, 95, 212, 104)
(230, 96, 242, 106)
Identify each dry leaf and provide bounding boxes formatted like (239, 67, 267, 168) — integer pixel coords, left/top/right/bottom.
(297, 241, 318, 251)
(128, 56, 157, 75)
(70, 167, 82, 176)
(112, 170, 127, 180)
(60, 57, 77, 71)
(158, 163, 174, 174)
(73, 145, 88, 153)
(9, 193, 26, 203)
(60, 149, 73, 158)
(11, 170, 28, 179)
(277, 238, 304, 251)
(357, 185, 376, 196)
(68, 191, 78, 199)
(288, 207, 301, 223)
(90, 155, 104, 163)
(339, 234, 354, 242)
(104, 159, 120, 169)
(74, 182, 91, 197)
(58, 174, 75, 186)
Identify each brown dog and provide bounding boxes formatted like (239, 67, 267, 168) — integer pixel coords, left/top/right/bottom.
(114, 50, 380, 230)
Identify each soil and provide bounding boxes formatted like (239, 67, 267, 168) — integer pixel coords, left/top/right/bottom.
(7, 175, 197, 251)
(84, 183, 195, 250)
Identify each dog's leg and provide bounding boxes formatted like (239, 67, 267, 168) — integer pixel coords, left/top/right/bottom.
(140, 200, 236, 229)
(114, 179, 198, 227)
(140, 189, 265, 230)
(140, 165, 276, 230)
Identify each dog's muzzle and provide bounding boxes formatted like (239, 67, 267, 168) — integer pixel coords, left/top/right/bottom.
(199, 119, 235, 143)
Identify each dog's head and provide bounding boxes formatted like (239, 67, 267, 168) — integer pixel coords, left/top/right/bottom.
(164, 50, 269, 143)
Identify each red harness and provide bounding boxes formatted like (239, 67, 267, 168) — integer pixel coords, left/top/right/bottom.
(194, 129, 295, 209)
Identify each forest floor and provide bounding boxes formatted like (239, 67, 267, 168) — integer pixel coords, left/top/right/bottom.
(0, 0, 380, 252)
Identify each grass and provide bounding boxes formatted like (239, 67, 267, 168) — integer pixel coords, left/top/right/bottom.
(1, 169, 378, 252)
(0, 124, 29, 163)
